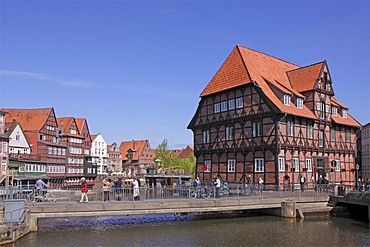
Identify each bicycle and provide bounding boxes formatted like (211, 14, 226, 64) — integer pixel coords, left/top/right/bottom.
(189, 186, 211, 199)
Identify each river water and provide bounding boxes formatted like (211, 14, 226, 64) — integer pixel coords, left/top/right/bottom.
(6, 214, 370, 247)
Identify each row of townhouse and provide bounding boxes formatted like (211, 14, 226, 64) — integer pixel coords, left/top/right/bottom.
(0, 108, 193, 187)
(188, 45, 366, 188)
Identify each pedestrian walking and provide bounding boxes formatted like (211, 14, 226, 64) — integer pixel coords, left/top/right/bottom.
(299, 174, 306, 192)
(133, 177, 141, 201)
(258, 176, 264, 194)
(79, 177, 88, 203)
(103, 177, 111, 201)
(214, 174, 221, 198)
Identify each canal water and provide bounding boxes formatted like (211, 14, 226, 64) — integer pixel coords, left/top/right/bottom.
(6, 214, 370, 246)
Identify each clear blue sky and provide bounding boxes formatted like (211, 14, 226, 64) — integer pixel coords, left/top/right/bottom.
(1, 1, 369, 149)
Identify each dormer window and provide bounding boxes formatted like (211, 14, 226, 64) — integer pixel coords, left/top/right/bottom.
(332, 106, 338, 116)
(297, 98, 303, 109)
(283, 94, 291, 106)
(342, 109, 348, 119)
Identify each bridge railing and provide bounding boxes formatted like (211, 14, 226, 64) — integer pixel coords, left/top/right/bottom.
(0, 183, 339, 204)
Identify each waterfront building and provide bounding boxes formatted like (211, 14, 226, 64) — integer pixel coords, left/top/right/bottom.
(107, 142, 122, 173)
(188, 45, 361, 187)
(91, 133, 108, 175)
(0, 110, 10, 185)
(75, 118, 96, 184)
(5, 120, 31, 156)
(57, 117, 85, 187)
(360, 122, 370, 181)
(3, 108, 67, 187)
(120, 140, 155, 177)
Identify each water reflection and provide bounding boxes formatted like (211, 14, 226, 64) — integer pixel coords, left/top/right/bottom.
(7, 215, 370, 247)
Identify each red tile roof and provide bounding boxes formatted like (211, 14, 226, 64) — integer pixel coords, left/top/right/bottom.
(198, 45, 354, 121)
(57, 117, 73, 132)
(331, 113, 360, 127)
(120, 140, 150, 161)
(1, 108, 54, 131)
(287, 62, 324, 92)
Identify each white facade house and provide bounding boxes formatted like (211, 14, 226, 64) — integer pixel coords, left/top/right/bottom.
(91, 134, 108, 174)
(361, 122, 370, 181)
(6, 121, 31, 155)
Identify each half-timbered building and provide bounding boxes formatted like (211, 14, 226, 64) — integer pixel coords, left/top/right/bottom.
(57, 117, 85, 187)
(188, 45, 361, 188)
(3, 108, 68, 187)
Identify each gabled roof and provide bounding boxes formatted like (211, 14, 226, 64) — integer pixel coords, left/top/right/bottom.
(91, 135, 98, 142)
(200, 45, 316, 119)
(4, 121, 18, 138)
(57, 117, 73, 131)
(120, 140, 150, 161)
(1, 108, 54, 131)
(331, 113, 360, 128)
(287, 62, 324, 93)
(177, 145, 194, 159)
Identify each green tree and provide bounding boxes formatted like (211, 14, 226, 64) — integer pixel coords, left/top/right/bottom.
(155, 139, 174, 169)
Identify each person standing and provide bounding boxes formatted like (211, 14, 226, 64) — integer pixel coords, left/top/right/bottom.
(215, 175, 221, 198)
(79, 177, 88, 203)
(299, 174, 306, 192)
(195, 176, 202, 198)
(258, 176, 264, 194)
(114, 177, 123, 201)
(103, 177, 111, 201)
(133, 177, 141, 201)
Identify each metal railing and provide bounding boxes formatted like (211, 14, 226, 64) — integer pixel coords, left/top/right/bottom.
(0, 183, 345, 204)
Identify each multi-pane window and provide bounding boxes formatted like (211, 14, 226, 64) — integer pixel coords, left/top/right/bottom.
(48, 146, 52, 154)
(228, 99, 235, 110)
(283, 94, 291, 106)
(321, 102, 326, 119)
(296, 98, 303, 109)
(334, 160, 340, 172)
(306, 159, 312, 172)
(226, 126, 234, 141)
(319, 130, 324, 147)
(252, 121, 262, 137)
(307, 123, 313, 139)
(342, 109, 348, 119)
(292, 158, 299, 172)
(220, 101, 228, 112)
(287, 119, 294, 137)
(330, 127, 335, 142)
(278, 157, 285, 172)
(254, 158, 264, 172)
(345, 129, 351, 142)
(332, 106, 338, 116)
(204, 160, 211, 172)
(203, 130, 210, 144)
(236, 97, 243, 108)
(214, 103, 220, 113)
(227, 159, 236, 172)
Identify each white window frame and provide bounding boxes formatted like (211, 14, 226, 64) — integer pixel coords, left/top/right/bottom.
(306, 159, 312, 172)
(204, 160, 211, 172)
(292, 158, 299, 172)
(287, 119, 294, 137)
(283, 94, 291, 106)
(319, 130, 324, 147)
(220, 101, 228, 112)
(334, 160, 340, 172)
(236, 97, 243, 108)
(345, 129, 351, 142)
(330, 127, 335, 142)
(226, 126, 234, 141)
(332, 106, 338, 116)
(214, 103, 220, 113)
(252, 121, 262, 137)
(342, 109, 348, 119)
(228, 99, 235, 110)
(278, 157, 285, 172)
(254, 158, 264, 172)
(203, 130, 210, 144)
(227, 159, 236, 172)
(296, 98, 303, 109)
(307, 124, 313, 139)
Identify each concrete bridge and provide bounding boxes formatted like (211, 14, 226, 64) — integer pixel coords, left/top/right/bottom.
(26, 195, 331, 231)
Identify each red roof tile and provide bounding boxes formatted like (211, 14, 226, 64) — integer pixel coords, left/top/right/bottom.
(287, 62, 324, 92)
(1, 108, 54, 131)
(120, 140, 151, 161)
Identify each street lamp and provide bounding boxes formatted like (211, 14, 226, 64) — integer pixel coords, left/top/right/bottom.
(355, 164, 360, 190)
